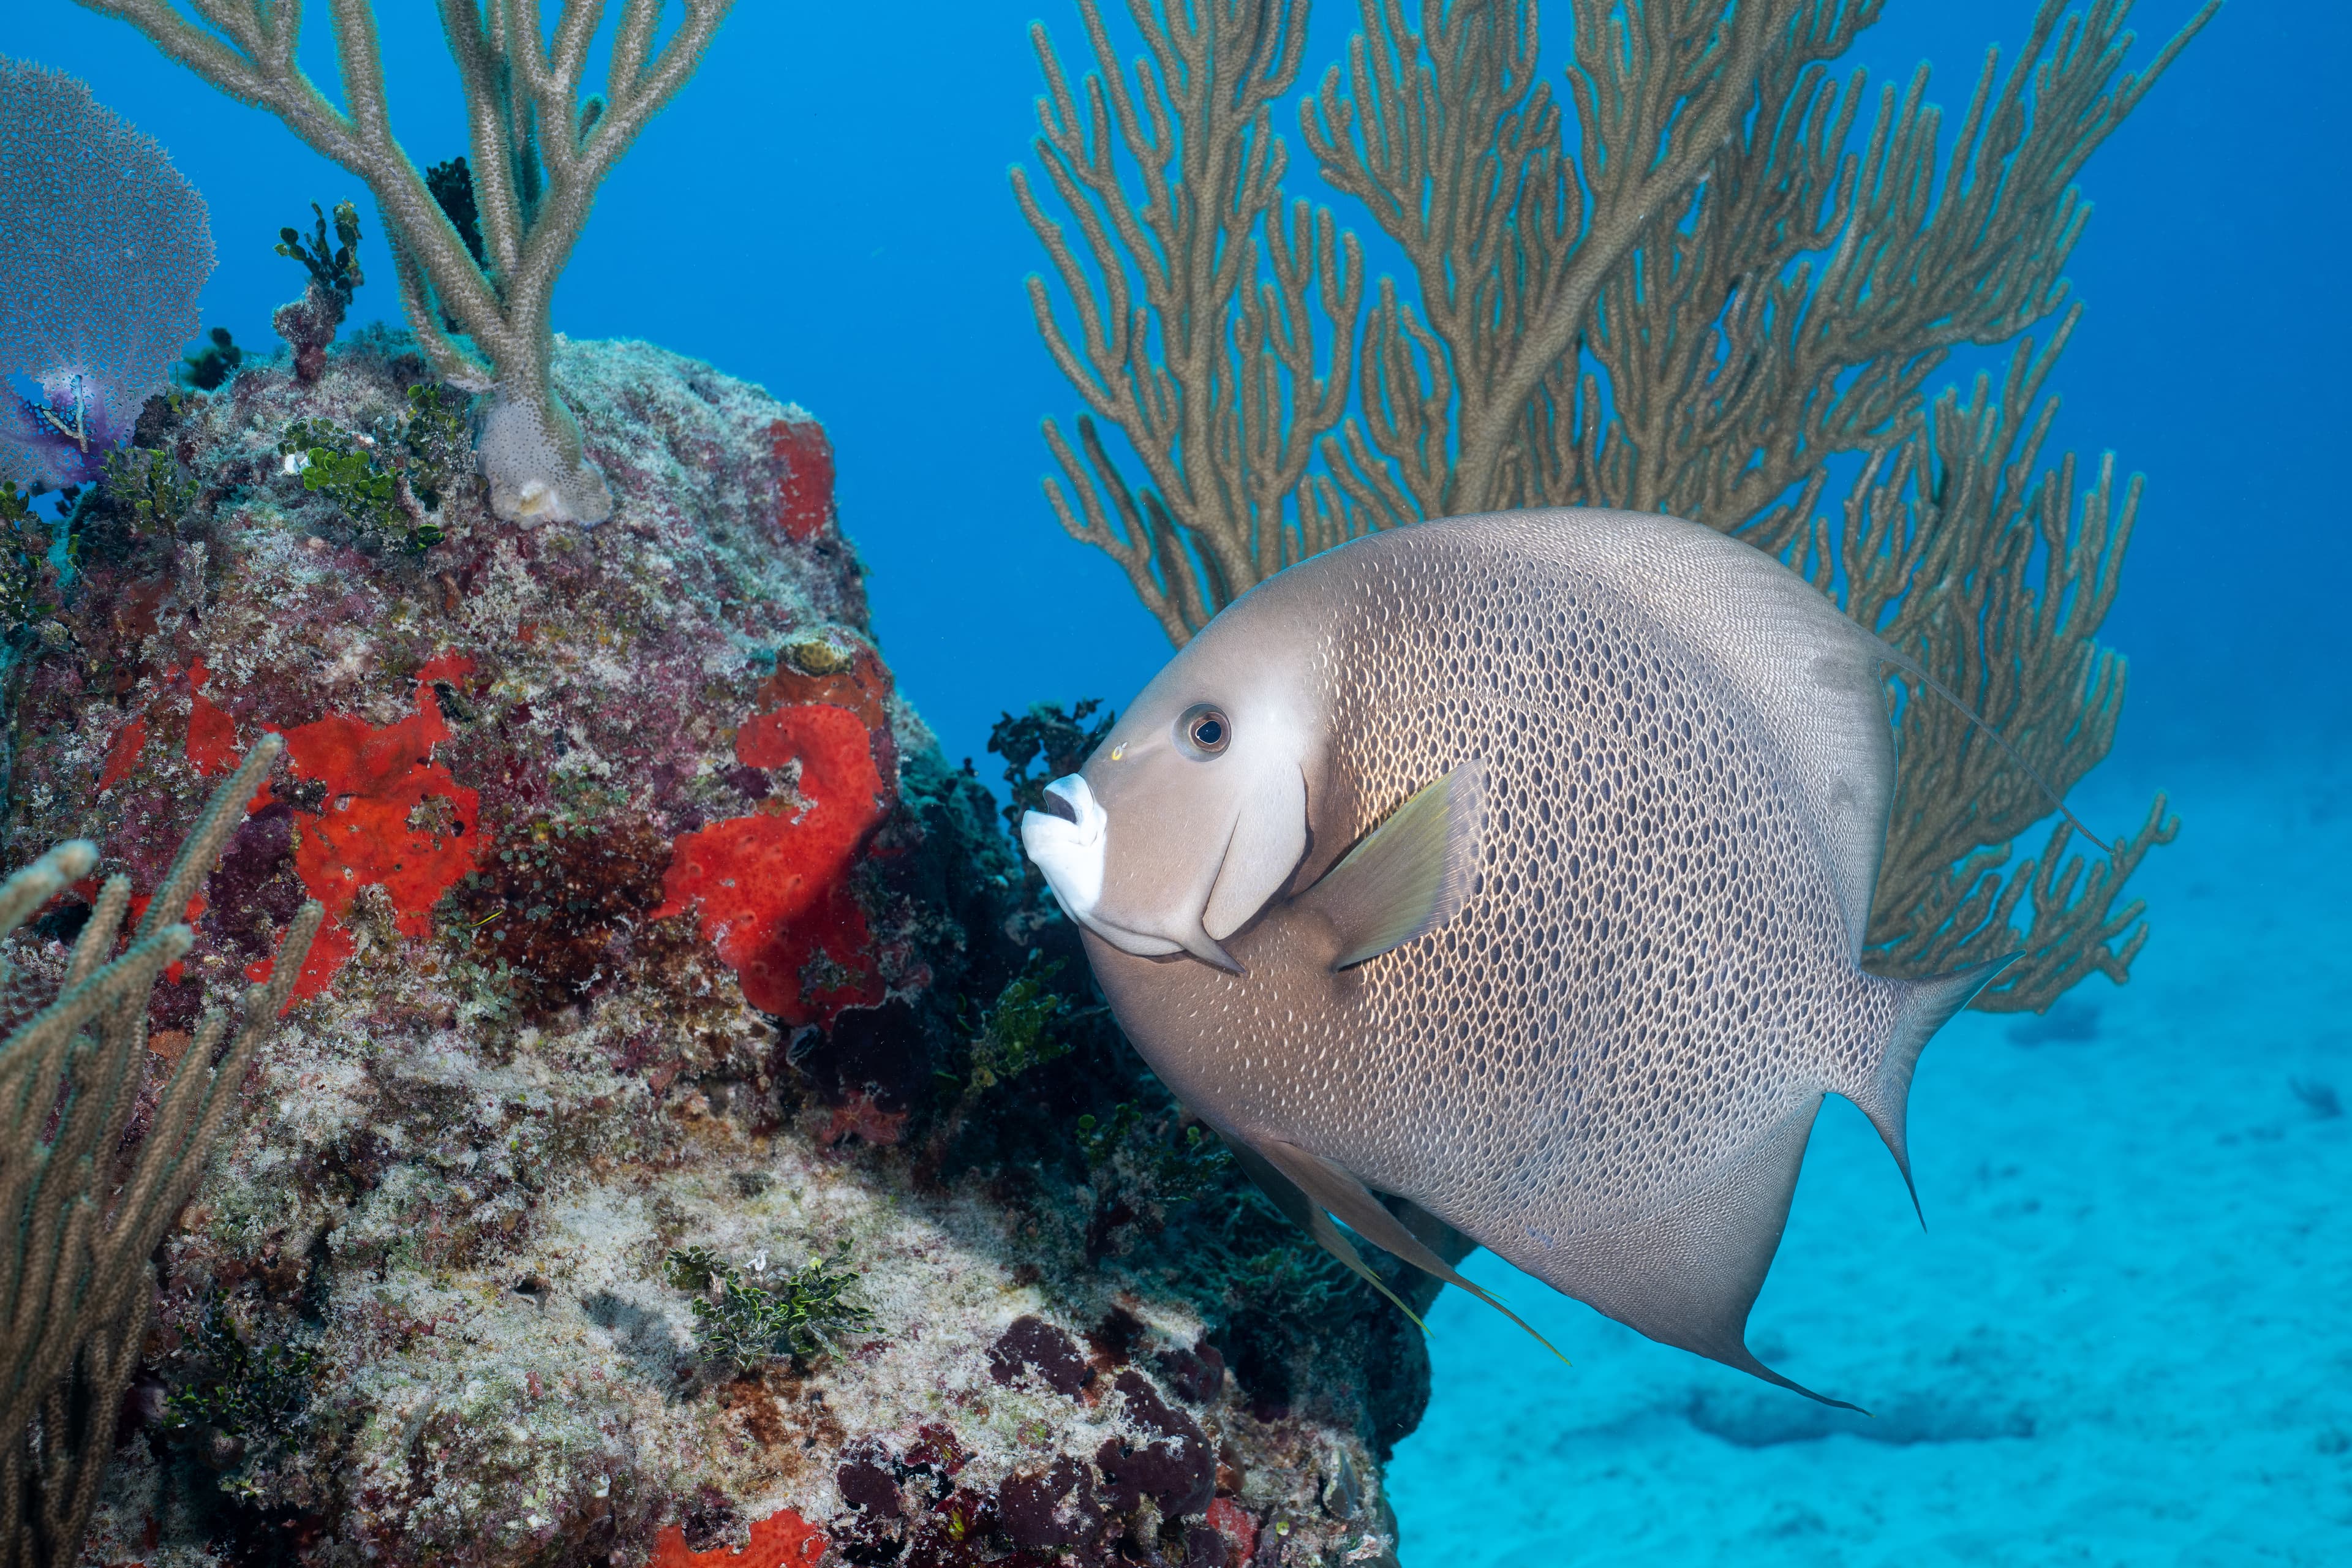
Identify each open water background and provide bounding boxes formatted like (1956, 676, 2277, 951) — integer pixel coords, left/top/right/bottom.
(8, 1, 2346, 1561)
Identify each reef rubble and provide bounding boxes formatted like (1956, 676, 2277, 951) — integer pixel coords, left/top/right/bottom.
(9, 331, 1423, 1566)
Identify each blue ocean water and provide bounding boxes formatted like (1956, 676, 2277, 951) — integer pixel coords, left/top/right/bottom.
(8, 1, 2345, 1561)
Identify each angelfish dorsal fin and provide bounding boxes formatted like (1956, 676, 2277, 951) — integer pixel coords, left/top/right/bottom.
(1298, 760, 1485, 970)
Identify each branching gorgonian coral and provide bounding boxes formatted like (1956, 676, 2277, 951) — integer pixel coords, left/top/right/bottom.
(72, 0, 737, 526)
(0, 56, 213, 491)
(2, 739, 320, 1568)
(1019, 0, 2206, 1011)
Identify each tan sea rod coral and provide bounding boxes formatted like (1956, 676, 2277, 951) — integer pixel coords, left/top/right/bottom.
(3, 744, 318, 1568)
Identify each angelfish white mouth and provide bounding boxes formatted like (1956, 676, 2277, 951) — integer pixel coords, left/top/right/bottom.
(1020, 774, 1107, 922)
(1022, 774, 1191, 959)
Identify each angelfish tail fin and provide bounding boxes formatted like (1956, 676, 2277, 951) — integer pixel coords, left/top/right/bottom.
(1852, 955, 2018, 1222)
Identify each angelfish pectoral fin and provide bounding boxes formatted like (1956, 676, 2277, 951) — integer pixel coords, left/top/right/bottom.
(1298, 759, 1486, 971)
(1233, 1133, 1570, 1366)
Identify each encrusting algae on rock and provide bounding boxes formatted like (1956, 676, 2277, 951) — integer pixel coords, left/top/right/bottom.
(6, 325, 1420, 1566)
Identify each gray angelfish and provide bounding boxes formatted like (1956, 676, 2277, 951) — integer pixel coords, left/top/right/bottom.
(1022, 508, 2025, 1404)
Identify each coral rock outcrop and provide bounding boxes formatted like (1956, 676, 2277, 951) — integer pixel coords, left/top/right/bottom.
(7, 331, 1417, 1566)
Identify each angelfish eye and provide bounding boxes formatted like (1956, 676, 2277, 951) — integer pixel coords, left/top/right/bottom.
(1177, 703, 1231, 759)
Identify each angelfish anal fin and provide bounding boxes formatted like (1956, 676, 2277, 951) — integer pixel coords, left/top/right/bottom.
(1540, 1095, 1861, 1411)
(1240, 1134, 1570, 1366)
(1298, 759, 1486, 971)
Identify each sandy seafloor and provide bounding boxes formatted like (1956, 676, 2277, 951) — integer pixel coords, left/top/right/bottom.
(1387, 750, 2352, 1567)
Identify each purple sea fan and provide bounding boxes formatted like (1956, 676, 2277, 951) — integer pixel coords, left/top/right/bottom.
(0, 56, 213, 491)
